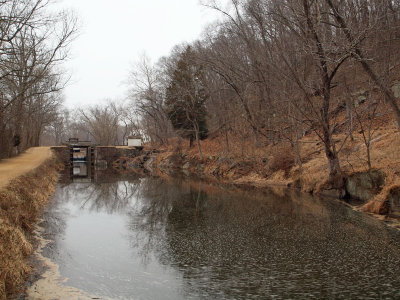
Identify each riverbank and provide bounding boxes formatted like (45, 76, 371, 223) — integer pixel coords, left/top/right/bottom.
(121, 122, 400, 222)
(0, 149, 62, 299)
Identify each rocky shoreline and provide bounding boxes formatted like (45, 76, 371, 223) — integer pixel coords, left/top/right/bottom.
(112, 148, 400, 225)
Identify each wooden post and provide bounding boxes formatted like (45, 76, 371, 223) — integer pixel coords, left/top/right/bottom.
(69, 146, 73, 166)
(87, 146, 91, 165)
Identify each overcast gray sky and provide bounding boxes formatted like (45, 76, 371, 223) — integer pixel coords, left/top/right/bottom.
(58, 0, 223, 109)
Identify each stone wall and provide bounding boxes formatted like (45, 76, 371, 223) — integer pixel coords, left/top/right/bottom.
(51, 146, 143, 167)
(95, 147, 142, 166)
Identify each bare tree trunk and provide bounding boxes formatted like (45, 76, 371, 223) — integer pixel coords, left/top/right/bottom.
(194, 123, 203, 160)
(353, 56, 400, 127)
(294, 138, 303, 175)
(224, 126, 230, 153)
(346, 98, 354, 141)
(34, 129, 41, 146)
(323, 135, 343, 187)
(304, 0, 345, 190)
(189, 135, 194, 148)
(321, 87, 343, 187)
(366, 142, 372, 171)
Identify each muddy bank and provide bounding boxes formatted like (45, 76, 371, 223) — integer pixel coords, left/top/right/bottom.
(0, 156, 62, 299)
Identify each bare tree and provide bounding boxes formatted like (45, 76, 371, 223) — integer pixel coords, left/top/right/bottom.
(0, 0, 77, 157)
(325, 0, 400, 128)
(128, 54, 173, 145)
(78, 102, 120, 145)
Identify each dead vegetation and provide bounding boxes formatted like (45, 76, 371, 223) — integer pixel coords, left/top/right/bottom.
(0, 157, 62, 299)
(145, 104, 400, 217)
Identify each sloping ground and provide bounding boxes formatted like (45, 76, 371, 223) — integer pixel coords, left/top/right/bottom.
(0, 147, 52, 190)
(0, 149, 61, 299)
(141, 110, 400, 220)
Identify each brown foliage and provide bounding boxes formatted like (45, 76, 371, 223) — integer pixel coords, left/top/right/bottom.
(267, 144, 295, 177)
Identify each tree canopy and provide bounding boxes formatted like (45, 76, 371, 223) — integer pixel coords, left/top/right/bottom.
(165, 47, 208, 155)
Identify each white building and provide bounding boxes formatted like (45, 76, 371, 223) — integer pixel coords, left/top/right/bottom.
(127, 135, 143, 147)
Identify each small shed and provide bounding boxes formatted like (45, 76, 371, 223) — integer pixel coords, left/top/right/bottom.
(127, 135, 142, 147)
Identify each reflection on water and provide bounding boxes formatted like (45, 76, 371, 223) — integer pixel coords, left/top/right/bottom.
(68, 162, 93, 183)
(40, 168, 400, 299)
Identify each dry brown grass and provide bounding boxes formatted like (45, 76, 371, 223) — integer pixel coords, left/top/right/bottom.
(147, 106, 400, 215)
(267, 143, 295, 176)
(0, 156, 62, 299)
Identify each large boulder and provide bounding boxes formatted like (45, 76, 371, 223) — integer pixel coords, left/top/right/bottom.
(387, 187, 400, 217)
(345, 170, 385, 202)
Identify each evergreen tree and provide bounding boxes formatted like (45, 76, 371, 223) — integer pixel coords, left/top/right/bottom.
(165, 46, 208, 158)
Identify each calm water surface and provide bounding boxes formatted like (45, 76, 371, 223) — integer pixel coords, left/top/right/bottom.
(39, 168, 400, 299)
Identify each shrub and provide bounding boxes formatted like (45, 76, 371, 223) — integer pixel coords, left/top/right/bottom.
(268, 144, 295, 176)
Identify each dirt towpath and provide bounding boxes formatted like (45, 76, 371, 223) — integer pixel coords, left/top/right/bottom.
(0, 147, 52, 190)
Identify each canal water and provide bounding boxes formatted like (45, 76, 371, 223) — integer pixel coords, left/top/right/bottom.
(35, 165, 400, 299)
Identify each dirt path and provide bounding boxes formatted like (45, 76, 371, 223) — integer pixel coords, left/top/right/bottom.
(0, 147, 53, 190)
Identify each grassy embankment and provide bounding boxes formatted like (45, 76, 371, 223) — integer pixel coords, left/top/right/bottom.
(0, 148, 62, 300)
(138, 109, 400, 219)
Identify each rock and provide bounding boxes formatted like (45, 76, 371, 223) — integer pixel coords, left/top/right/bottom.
(345, 170, 385, 202)
(391, 82, 400, 99)
(387, 187, 400, 217)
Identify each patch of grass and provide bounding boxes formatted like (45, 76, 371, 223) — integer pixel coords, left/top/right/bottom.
(267, 143, 295, 177)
